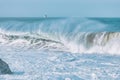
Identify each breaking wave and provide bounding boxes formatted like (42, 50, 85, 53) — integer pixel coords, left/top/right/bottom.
(0, 18, 120, 55)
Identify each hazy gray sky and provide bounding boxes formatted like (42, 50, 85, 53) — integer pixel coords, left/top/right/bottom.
(0, 0, 120, 17)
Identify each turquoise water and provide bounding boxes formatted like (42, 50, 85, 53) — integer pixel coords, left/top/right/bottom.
(0, 18, 120, 80)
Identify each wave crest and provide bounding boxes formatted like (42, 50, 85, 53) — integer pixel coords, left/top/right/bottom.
(0, 18, 120, 55)
(0, 30, 120, 55)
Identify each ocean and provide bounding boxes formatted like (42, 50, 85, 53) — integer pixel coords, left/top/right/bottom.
(0, 17, 120, 80)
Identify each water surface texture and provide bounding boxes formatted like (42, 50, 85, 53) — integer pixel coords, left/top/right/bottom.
(0, 18, 120, 80)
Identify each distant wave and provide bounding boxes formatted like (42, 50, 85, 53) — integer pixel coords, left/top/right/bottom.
(0, 18, 120, 55)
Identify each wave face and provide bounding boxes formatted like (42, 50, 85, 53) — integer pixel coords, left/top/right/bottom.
(0, 18, 120, 55)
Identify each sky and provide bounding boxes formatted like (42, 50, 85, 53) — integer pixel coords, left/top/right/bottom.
(0, 0, 120, 17)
